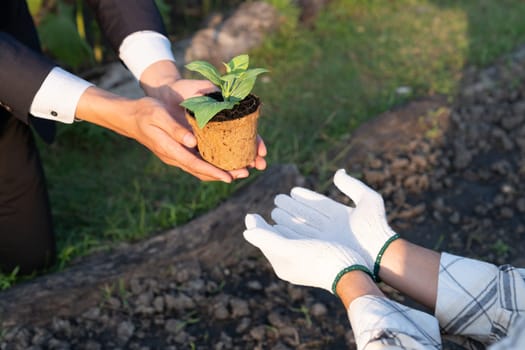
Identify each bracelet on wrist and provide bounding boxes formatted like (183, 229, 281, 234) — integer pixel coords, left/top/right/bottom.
(332, 264, 374, 296)
(373, 234, 401, 282)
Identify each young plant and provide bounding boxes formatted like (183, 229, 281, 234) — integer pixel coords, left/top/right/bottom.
(180, 54, 268, 128)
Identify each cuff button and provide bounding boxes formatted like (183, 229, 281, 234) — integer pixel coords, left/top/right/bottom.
(0, 101, 13, 113)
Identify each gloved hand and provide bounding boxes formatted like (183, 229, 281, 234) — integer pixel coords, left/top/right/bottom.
(243, 213, 372, 294)
(271, 169, 399, 281)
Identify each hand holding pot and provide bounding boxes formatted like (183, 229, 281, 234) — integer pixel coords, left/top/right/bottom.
(75, 86, 230, 180)
(139, 61, 267, 182)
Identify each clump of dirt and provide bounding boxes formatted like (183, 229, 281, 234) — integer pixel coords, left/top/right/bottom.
(2, 46, 525, 350)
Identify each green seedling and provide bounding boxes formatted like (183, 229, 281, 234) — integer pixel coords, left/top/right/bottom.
(290, 305, 312, 328)
(180, 54, 268, 128)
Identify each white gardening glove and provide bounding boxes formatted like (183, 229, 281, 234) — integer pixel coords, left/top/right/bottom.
(271, 169, 399, 281)
(243, 213, 372, 294)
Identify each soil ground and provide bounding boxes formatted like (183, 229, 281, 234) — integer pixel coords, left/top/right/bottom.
(2, 45, 525, 350)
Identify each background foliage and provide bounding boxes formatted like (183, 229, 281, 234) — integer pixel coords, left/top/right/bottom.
(27, 0, 245, 69)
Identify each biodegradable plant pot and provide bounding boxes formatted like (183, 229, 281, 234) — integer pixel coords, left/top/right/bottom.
(185, 93, 261, 171)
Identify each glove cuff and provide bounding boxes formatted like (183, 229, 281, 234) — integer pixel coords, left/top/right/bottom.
(332, 264, 374, 295)
(373, 234, 400, 282)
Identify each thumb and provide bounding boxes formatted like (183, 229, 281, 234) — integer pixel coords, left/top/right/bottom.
(244, 213, 271, 230)
(333, 169, 369, 205)
(289, 186, 342, 214)
(243, 225, 287, 253)
(244, 213, 287, 250)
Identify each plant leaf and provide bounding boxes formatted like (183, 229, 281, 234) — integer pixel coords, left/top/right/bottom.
(229, 68, 269, 100)
(180, 96, 238, 128)
(220, 72, 239, 83)
(242, 68, 270, 80)
(226, 54, 249, 72)
(185, 61, 222, 86)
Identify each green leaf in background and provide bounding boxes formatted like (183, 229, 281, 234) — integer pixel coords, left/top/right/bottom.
(154, 0, 171, 29)
(37, 2, 93, 69)
(180, 96, 239, 128)
(185, 61, 222, 86)
(27, 0, 43, 17)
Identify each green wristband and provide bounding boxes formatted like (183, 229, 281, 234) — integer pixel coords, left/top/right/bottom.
(373, 234, 400, 282)
(331, 264, 374, 295)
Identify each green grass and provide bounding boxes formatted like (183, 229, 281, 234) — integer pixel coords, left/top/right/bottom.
(28, 0, 525, 276)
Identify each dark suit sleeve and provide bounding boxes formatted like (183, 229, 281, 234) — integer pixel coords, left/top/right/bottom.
(0, 0, 166, 124)
(86, 0, 167, 53)
(0, 32, 55, 124)
(0, 0, 57, 124)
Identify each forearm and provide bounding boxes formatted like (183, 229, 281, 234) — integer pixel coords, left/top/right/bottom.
(336, 270, 384, 310)
(378, 239, 440, 311)
(380, 243, 525, 345)
(75, 86, 137, 137)
(139, 60, 182, 98)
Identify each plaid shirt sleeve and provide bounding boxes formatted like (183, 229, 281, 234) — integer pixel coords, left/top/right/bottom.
(348, 295, 442, 350)
(435, 252, 525, 347)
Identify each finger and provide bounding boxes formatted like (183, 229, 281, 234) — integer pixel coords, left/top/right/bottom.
(247, 136, 267, 170)
(333, 169, 369, 205)
(256, 135, 267, 157)
(194, 80, 220, 96)
(270, 207, 321, 238)
(243, 225, 287, 251)
(228, 168, 250, 179)
(274, 224, 304, 240)
(158, 157, 219, 181)
(254, 156, 267, 170)
(159, 115, 197, 148)
(274, 194, 329, 227)
(245, 213, 271, 230)
(289, 187, 342, 214)
(152, 133, 233, 182)
(166, 152, 231, 182)
(157, 150, 227, 182)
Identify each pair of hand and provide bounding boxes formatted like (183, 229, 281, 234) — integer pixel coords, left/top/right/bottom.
(243, 169, 399, 294)
(77, 60, 267, 183)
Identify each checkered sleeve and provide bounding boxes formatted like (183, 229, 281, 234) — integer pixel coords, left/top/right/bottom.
(435, 252, 525, 346)
(488, 315, 525, 349)
(348, 295, 442, 350)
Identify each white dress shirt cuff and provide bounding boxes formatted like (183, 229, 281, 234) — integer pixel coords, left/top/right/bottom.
(119, 31, 175, 81)
(29, 67, 94, 124)
(348, 295, 441, 350)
